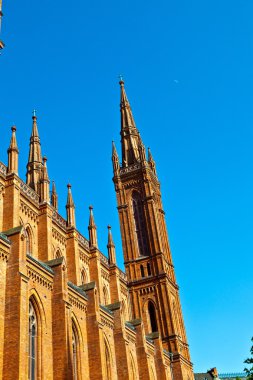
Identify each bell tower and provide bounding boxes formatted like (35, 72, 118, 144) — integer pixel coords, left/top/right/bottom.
(113, 79, 194, 380)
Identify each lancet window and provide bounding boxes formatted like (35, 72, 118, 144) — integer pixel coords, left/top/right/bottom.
(104, 339, 112, 380)
(148, 301, 158, 333)
(72, 325, 78, 380)
(132, 191, 150, 256)
(28, 302, 37, 380)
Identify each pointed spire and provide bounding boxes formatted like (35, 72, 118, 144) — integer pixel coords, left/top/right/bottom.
(112, 141, 120, 176)
(148, 147, 157, 175)
(66, 184, 76, 228)
(88, 205, 98, 248)
(7, 126, 19, 174)
(51, 181, 58, 210)
(119, 79, 142, 167)
(138, 141, 147, 163)
(107, 225, 116, 265)
(40, 156, 50, 203)
(26, 112, 43, 192)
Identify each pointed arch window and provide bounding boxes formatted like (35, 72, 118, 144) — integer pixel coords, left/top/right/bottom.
(55, 249, 62, 259)
(72, 325, 78, 380)
(129, 353, 137, 380)
(140, 264, 145, 278)
(104, 339, 112, 380)
(147, 262, 152, 276)
(103, 285, 109, 305)
(80, 268, 87, 285)
(148, 301, 158, 333)
(132, 191, 150, 257)
(26, 227, 33, 256)
(28, 302, 37, 380)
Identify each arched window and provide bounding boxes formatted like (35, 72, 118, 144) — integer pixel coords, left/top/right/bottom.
(26, 227, 33, 256)
(72, 324, 78, 380)
(147, 262, 152, 276)
(104, 339, 112, 380)
(132, 191, 150, 256)
(140, 264, 145, 278)
(80, 268, 87, 285)
(148, 301, 158, 333)
(129, 353, 137, 380)
(28, 302, 37, 380)
(103, 286, 109, 305)
(55, 249, 62, 259)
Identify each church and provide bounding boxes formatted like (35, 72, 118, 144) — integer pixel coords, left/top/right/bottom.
(0, 4, 194, 380)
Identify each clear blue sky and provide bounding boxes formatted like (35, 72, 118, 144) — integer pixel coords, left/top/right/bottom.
(1, 0, 253, 373)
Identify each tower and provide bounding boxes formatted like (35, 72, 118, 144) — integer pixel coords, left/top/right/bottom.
(113, 79, 194, 380)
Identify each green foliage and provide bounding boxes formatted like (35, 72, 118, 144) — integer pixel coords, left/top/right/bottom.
(244, 337, 253, 380)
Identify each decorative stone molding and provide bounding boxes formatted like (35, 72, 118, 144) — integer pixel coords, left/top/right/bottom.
(52, 210, 67, 230)
(27, 266, 53, 290)
(52, 227, 66, 246)
(120, 285, 129, 297)
(100, 252, 109, 268)
(101, 269, 109, 282)
(0, 247, 9, 262)
(101, 315, 114, 330)
(120, 163, 141, 175)
(139, 286, 155, 295)
(19, 179, 40, 204)
(0, 183, 5, 197)
(0, 161, 7, 178)
(69, 294, 87, 312)
(78, 232, 89, 250)
(79, 250, 89, 265)
(20, 201, 38, 223)
(119, 269, 127, 283)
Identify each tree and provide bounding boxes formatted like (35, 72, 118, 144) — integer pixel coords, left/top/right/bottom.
(244, 337, 253, 380)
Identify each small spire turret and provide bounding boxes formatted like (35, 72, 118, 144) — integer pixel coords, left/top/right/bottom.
(148, 147, 157, 175)
(138, 141, 147, 163)
(7, 126, 19, 174)
(88, 205, 98, 248)
(26, 112, 43, 192)
(112, 141, 120, 175)
(107, 225, 116, 265)
(51, 181, 58, 210)
(40, 156, 50, 203)
(66, 184, 76, 228)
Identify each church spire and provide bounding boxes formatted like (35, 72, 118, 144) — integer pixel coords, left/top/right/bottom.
(51, 181, 58, 210)
(66, 184, 76, 228)
(148, 147, 157, 175)
(7, 126, 19, 174)
(107, 225, 116, 265)
(112, 141, 120, 176)
(40, 156, 50, 203)
(88, 205, 98, 248)
(119, 79, 142, 167)
(26, 111, 43, 192)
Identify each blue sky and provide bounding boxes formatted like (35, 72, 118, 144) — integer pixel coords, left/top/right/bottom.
(1, 0, 253, 373)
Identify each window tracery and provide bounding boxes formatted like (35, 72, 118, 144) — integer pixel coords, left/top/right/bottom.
(28, 302, 37, 380)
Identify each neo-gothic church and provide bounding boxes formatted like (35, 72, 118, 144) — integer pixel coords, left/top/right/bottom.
(0, 5, 194, 380)
(0, 80, 194, 380)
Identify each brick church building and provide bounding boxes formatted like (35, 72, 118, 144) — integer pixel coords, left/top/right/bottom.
(0, 6, 194, 380)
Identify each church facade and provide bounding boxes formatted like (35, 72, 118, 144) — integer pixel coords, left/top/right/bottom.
(0, 79, 194, 379)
